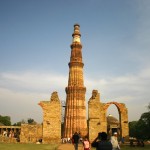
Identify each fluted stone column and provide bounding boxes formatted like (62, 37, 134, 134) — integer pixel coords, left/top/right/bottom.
(64, 24, 87, 138)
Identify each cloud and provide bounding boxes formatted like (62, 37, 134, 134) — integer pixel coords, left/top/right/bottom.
(85, 67, 150, 121)
(0, 66, 150, 123)
(0, 87, 43, 123)
(0, 71, 68, 123)
(86, 67, 150, 97)
(0, 71, 67, 94)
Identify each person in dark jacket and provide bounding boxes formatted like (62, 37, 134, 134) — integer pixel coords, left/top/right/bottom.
(72, 132, 80, 150)
(91, 132, 112, 150)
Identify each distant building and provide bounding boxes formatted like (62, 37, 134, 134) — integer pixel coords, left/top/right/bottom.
(107, 114, 120, 138)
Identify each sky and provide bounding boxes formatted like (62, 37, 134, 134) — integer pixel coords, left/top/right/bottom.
(0, 0, 150, 124)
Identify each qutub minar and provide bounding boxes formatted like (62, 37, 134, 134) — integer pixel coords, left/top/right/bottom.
(0, 24, 129, 144)
(63, 24, 87, 137)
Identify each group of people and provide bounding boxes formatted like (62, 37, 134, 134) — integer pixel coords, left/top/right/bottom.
(61, 137, 71, 143)
(72, 132, 90, 150)
(72, 131, 120, 150)
(2, 130, 15, 138)
(1, 130, 20, 142)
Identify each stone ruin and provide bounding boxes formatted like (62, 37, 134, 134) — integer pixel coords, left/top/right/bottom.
(0, 92, 61, 144)
(0, 24, 129, 144)
(88, 90, 129, 142)
(0, 90, 129, 143)
(39, 91, 61, 143)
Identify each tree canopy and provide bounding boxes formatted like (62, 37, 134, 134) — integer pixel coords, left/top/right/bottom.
(129, 103, 150, 140)
(0, 115, 11, 126)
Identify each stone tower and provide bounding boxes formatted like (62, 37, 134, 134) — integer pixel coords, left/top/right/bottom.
(63, 24, 87, 138)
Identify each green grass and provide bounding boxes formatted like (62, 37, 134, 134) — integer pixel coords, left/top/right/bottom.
(0, 143, 59, 150)
(0, 143, 150, 150)
(121, 145, 150, 150)
(123, 145, 150, 150)
(91, 145, 150, 150)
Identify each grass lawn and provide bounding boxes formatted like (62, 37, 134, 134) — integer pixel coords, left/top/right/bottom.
(121, 145, 150, 150)
(122, 145, 150, 150)
(0, 143, 59, 150)
(91, 145, 150, 150)
(0, 143, 150, 150)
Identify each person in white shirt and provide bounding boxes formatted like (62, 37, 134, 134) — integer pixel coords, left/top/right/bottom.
(111, 132, 120, 150)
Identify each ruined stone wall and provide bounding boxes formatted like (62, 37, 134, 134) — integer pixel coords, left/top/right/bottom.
(88, 90, 129, 142)
(20, 124, 42, 143)
(88, 90, 103, 142)
(39, 92, 61, 143)
(119, 104, 129, 139)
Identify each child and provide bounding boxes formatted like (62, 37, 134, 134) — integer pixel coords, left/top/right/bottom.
(83, 136, 90, 150)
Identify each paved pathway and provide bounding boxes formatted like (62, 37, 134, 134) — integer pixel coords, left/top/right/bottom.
(57, 143, 84, 150)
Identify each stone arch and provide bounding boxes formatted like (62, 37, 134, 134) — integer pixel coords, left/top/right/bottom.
(103, 102, 129, 139)
(88, 90, 129, 142)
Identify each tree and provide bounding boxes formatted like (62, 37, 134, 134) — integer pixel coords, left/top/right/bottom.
(140, 103, 150, 127)
(27, 118, 37, 124)
(129, 103, 150, 140)
(129, 121, 138, 137)
(13, 119, 27, 126)
(135, 119, 147, 139)
(0, 115, 11, 125)
(13, 121, 22, 126)
(136, 103, 150, 139)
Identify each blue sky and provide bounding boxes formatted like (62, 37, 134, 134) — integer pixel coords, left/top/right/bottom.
(0, 0, 150, 124)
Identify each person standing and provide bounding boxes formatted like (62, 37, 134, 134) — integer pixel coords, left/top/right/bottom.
(111, 132, 120, 150)
(91, 132, 112, 150)
(72, 132, 80, 150)
(83, 136, 90, 150)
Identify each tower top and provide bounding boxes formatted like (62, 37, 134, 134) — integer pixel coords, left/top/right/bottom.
(72, 24, 81, 43)
(74, 23, 80, 27)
